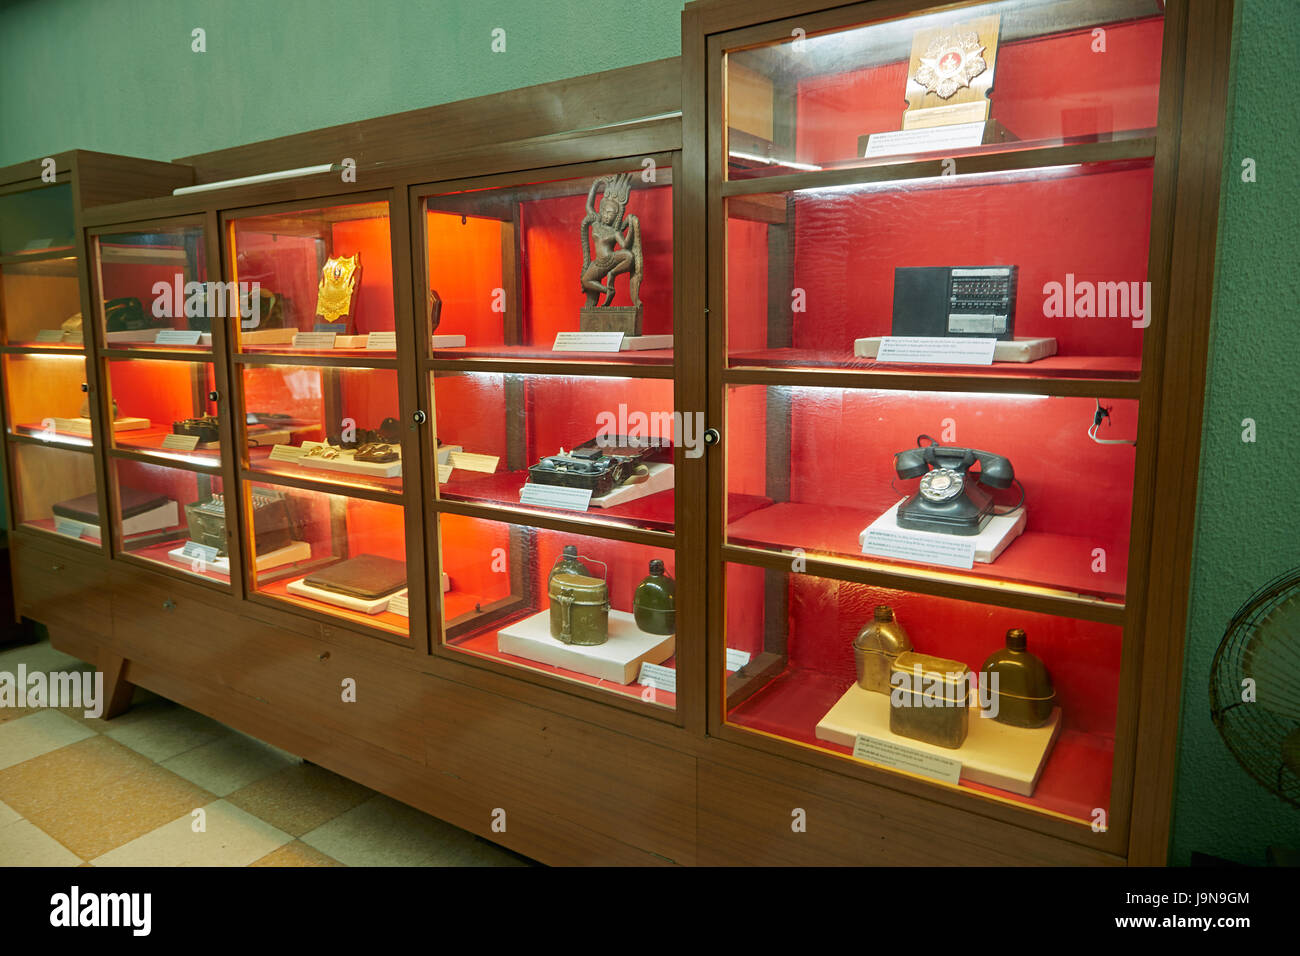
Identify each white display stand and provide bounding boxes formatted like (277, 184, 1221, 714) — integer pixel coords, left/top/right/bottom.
(815, 684, 1061, 796)
(54, 416, 150, 436)
(860, 501, 1026, 565)
(166, 539, 310, 573)
(436, 444, 462, 466)
(588, 462, 675, 509)
(241, 329, 299, 346)
(292, 441, 402, 479)
(620, 334, 673, 351)
(854, 336, 1058, 363)
(286, 577, 400, 615)
(430, 334, 468, 348)
(497, 608, 675, 685)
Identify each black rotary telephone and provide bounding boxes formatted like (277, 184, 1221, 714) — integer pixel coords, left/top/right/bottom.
(894, 435, 1016, 536)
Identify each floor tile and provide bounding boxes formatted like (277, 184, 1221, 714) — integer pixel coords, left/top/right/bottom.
(91, 800, 292, 867)
(0, 710, 97, 771)
(23, 763, 215, 861)
(300, 793, 525, 867)
(0, 639, 90, 674)
(161, 732, 299, 797)
(0, 818, 82, 866)
(101, 699, 229, 763)
(0, 735, 156, 818)
(225, 762, 374, 837)
(250, 840, 345, 867)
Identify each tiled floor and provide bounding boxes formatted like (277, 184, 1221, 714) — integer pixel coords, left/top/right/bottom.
(0, 636, 534, 867)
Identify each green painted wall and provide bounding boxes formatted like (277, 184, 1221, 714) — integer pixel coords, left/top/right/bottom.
(1, 0, 1296, 862)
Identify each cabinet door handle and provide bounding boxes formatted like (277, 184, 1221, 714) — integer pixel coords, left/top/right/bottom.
(80, 383, 89, 393)
(411, 410, 427, 425)
(162, 599, 176, 612)
(704, 427, 721, 446)
(51, 563, 64, 573)
(208, 390, 219, 402)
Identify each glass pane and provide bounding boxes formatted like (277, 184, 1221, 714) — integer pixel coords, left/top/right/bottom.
(111, 459, 227, 584)
(104, 358, 220, 465)
(94, 226, 210, 351)
(439, 513, 677, 709)
(726, 384, 1136, 602)
(423, 167, 674, 362)
(241, 364, 403, 494)
(228, 201, 394, 354)
(724, 562, 1118, 824)
(245, 480, 408, 638)
(433, 371, 677, 532)
(3, 353, 94, 448)
(726, 162, 1152, 377)
(9, 442, 100, 545)
(725, 0, 1163, 178)
(0, 184, 75, 256)
(0, 255, 82, 347)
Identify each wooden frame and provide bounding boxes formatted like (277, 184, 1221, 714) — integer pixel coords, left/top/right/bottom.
(685, 0, 1233, 863)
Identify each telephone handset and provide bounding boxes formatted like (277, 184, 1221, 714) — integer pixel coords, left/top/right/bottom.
(894, 435, 1015, 536)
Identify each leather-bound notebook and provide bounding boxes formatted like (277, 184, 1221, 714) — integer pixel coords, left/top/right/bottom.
(304, 554, 406, 600)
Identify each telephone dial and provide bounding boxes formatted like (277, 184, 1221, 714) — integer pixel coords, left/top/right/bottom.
(894, 435, 1015, 536)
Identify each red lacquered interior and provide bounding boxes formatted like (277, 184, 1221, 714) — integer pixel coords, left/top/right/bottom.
(726, 385, 1136, 600)
(725, 563, 1117, 822)
(433, 372, 676, 530)
(106, 359, 219, 462)
(96, 235, 207, 342)
(425, 174, 674, 354)
(728, 15, 1164, 173)
(229, 203, 395, 344)
(438, 512, 676, 708)
(727, 162, 1154, 370)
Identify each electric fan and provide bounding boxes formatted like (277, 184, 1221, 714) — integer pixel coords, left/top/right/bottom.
(1209, 567, 1300, 808)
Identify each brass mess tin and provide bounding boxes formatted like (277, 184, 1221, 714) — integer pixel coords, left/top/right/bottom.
(548, 572, 611, 646)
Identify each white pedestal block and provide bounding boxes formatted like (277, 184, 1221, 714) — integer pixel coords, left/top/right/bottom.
(860, 501, 1026, 565)
(497, 608, 674, 684)
(286, 577, 399, 614)
(815, 683, 1061, 796)
(620, 334, 673, 351)
(854, 336, 1058, 363)
(294, 441, 402, 478)
(430, 334, 468, 348)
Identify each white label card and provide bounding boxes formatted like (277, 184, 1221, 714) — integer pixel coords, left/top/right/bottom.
(863, 121, 987, 158)
(448, 451, 498, 473)
(366, 331, 397, 350)
(292, 332, 337, 350)
(725, 648, 753, 672)
(852, 733, 962, 785)
(54, 517, 85, 538)
(154, 329, 203, 346)
(637, 662, 677, 694)
(34, 329, 65, 343)
(862, 526, 976, 570)
(268, 444, 306, 462)
(552, 331, 624, 352)
(518, 483, 592, 512)
(436, 463, 452, 484)
(161, 433, 201, 451)
(875, 336, 997, 366)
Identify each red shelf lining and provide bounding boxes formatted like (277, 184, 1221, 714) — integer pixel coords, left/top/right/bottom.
(727, 349, 1142, 381)
(726, 499, 1128, 602)
(439, 468, 675, 533)
(727, 666, 1112, 824)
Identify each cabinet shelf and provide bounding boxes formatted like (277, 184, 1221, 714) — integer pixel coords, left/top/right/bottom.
(426, 354, 675, 379)
(435, 496, 675, 550)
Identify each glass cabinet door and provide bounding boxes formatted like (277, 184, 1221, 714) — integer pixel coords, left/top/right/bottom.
(225, 196, 415, 641)
(0, 182, 100, 544)
(419, 164, 683, 711)
(709, 0, 1170, 837)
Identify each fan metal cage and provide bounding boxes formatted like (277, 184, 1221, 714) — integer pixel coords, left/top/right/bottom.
(1209, 567, 1300, 809)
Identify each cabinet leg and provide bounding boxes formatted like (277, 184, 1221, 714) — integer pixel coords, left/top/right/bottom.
(98, 654, 135, 720)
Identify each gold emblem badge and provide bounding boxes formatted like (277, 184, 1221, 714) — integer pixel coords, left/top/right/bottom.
(913, 31, 988, 100)
(315, 254, 360, 322)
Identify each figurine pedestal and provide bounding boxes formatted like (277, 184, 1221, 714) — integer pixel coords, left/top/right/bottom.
(860, 502, 1026, 565)
(580, 306, 642, 336)
(497, 608, 674, 685)
(815, 684, 1061, 796)
(286, 577, 400, 615)
(589, 463, 675, 509)
(431, 334, 467, 348)
(853, 336, 1058, 363)
(293, 442, 402, 478)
